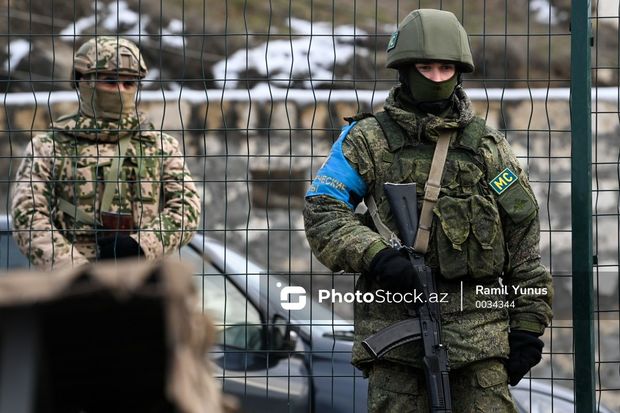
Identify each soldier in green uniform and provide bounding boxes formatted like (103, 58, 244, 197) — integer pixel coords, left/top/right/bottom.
(304, 9, 552, 412)
(11, 36, 201, 270)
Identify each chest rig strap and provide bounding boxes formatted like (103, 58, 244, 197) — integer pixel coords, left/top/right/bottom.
(56, 134, 132, 226)
(99, 134, 132, 220)
(413, 130, 454, 254)
(365, 112, 455, 254)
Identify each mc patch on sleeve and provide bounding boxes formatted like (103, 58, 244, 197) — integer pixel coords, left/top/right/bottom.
(489, 167, 518, 195)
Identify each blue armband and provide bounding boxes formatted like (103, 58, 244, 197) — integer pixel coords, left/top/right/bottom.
(306, 122, 367, 209)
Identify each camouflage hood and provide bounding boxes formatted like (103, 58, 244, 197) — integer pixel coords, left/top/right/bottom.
(50, 111, 155, 143)
(383, 84, 475, 143)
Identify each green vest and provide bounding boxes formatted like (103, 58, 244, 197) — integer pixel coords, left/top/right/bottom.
(49, 131, 161, 244)
(348, 112, 516, 370)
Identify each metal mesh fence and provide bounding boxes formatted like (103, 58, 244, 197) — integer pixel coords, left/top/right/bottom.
(0, 0, 618, 412)
(592, 2, 620, 412)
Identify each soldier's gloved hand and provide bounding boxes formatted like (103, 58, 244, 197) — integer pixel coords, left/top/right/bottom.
(369, 248, 423, 293)
(506, 330, 544, 386)
(97, 235, 144, 260)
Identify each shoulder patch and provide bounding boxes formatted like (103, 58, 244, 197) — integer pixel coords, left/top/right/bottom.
(489, 167, 518, 195)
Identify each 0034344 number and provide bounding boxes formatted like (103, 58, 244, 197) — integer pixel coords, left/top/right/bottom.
(475, 300, 515, 309)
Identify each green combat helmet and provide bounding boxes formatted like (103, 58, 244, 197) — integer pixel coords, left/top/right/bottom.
(73, 36, 148, 85)
(386, 9, 474, 73)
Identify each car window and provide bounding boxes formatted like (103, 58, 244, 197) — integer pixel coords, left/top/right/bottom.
(180, 245, 263, 351)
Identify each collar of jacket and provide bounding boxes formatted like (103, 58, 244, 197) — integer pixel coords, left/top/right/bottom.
(50, 111, 155, 143)
(383, 84, 475, 146)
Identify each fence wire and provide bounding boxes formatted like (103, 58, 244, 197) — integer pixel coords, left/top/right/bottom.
(592, 1, 620, 412)
(0, 1, 618, 412)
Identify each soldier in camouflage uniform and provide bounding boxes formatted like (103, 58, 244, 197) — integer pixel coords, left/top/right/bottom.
(304, 9, 552, 412)
(11, 37, 201, 270)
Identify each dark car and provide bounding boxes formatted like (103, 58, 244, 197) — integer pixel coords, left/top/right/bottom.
(0, 215, 613, 413)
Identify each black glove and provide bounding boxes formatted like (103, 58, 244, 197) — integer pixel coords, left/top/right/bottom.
(97, 235, 144, 260)
(369, 248, 423, 293)
(506, 330, 544, 386)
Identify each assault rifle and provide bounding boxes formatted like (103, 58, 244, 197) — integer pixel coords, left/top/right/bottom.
(362, 183, 452, 413)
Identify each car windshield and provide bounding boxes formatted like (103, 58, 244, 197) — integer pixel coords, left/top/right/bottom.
(183, 236, 353, 338)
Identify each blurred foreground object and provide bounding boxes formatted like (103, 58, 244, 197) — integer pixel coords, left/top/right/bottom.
(0, 258, 235, 413)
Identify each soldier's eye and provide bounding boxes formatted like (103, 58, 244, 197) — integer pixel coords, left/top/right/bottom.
(100, 78, 119, 86)
(99, 78, 137, 88)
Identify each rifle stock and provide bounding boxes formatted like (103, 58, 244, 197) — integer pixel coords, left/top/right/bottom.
(362, 182, 452, 413)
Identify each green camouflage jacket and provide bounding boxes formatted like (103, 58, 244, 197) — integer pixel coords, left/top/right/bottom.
(304, 86, 553, 370)
(11, 112, 201, 270)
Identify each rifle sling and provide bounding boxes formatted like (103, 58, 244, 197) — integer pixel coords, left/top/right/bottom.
(413, 130, 454, 254)
(366, 128, 455, 253)
(365, 195, 395, 242)
(57, 197, 98, 226)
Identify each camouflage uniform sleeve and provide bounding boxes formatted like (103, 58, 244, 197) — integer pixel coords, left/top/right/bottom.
(131, 134, 201, 259)
(484, 132, 553, 335)
(11, 135, 89, 270)
(304, 123, 389, 273)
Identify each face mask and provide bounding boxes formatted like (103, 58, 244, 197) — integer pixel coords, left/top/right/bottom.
(406, 67, 458, 102)
(78, 83, 138, 120)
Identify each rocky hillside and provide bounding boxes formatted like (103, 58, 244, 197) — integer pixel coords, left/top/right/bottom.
(1, 0, 617, 93)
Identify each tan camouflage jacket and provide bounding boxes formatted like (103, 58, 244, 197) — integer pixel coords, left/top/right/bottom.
(304, 86, 553, 370)
(11, 112, 201, 270)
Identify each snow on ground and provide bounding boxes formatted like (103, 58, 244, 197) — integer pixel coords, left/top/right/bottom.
(529, 0, 563, 25)
(213, 18, 369, 89)
(59, 15, 98, 38)
(3, 39, 30, 72)
(101, 1, 141, 32)
(596, 0, 620, 27)
(57, 0, 182, 46)
(161, 20, 185, 48)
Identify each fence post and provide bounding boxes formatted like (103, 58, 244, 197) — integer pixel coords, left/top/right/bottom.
(570, 1, 595, 412)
